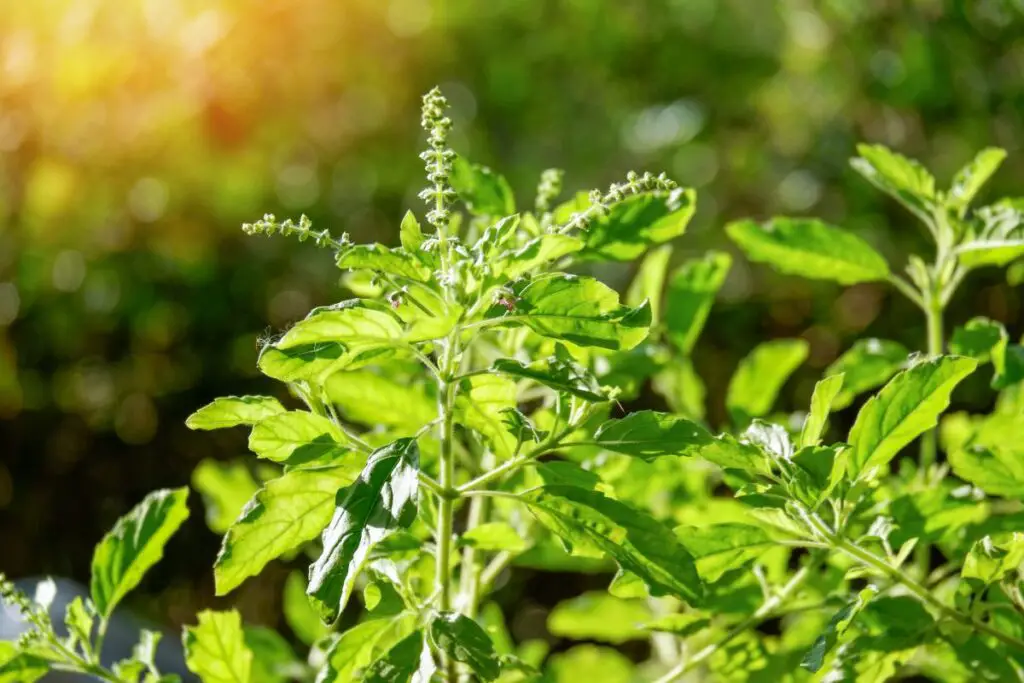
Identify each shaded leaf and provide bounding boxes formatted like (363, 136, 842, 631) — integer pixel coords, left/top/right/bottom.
(547, 592, 652, 644)
(451, 157, 515, 217)
(674, 523, 775, 582)
(429, 612, 501, 681)
(363, 631, 423, 683)
(192, 459, 260, 534)
(625, 245, 672, 323)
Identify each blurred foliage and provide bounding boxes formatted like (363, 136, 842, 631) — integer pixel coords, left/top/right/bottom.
(1, 0, 1023, 654)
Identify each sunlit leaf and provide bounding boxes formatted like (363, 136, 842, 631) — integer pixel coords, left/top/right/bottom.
(182, 610, 253, 683)
(186, 396, 285, 430)
(726, 339, 809, 424)
(664, 251, 731, 354)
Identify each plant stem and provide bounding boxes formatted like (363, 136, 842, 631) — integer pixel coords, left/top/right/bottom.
(435, 333, 460, 683)
(654, 556, 819, 683)
(457, 420, 581, 493)
(919, 296, 944, 473)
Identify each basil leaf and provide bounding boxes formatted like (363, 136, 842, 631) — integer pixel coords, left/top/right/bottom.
(248, 411, 346, 464)
(850, 143, 937, 221)
(451, 156, 515, 217)
(547, 593, 652, 645)
(826, 338, 910, 409)
(625, 245, 673, 323)
(947, 147, 1006, 213)
(593, 410, 713, 460)
(664, 251, 731, 354)
(186, 396, 285, 430)
(726, 339, 809, 425)
(363, 631, 424, 683)
(182, 609, 253, 683)
(579, 188, 696, 261)
(799, 374, 844, 448)
(429, 612, 502, 681)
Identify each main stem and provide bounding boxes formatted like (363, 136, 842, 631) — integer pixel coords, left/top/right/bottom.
(919, 296, 944, 472)
(436, 329, 459, 682)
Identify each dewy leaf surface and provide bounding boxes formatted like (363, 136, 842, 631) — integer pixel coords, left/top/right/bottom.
(90, 487, 190, 618)
(726, 339, 809, 424)
(521, 485, 704, 605)
(726, 218, 890, 285)
(488, 273, 651, 351)
(182, 609, 253, 683)
(214, 462, 364, 595)
(592, 410, 713, 460)
(847, 356, 977, 480)
(307, 438, 420, 622)
(664, 251, 731, 354)
(429, 612, 502, 681)
(186, 396, 285, 430)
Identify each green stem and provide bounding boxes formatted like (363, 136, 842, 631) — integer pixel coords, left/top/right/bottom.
(457, 420, 581, 493)
(920, 296, 944, 472)
(654, 556, 819, 683)
(457, 451, 493, 621)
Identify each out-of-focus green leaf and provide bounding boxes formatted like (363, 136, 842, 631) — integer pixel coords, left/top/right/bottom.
(215, 462, 364, 595)
(186, 396, 285, 430)
(458, 523, 527, 553)
(799, 374, 843, 448)
(90, 487, 190, 618)
(283, 572, 328, 646)
(957, 203, 1024, 268)
(947, 147, 1006, 213)
(399, 210, 425, 252)
(451, 156, 515, 217)
(0, 643, 48, 683)
(845, 356, 977, 481)
(244, 626, 296, 683)
(727, 218, 890, 284)
(182, 610, 253, 683)
(801, 587, 877, 673)
(325, 370, 435, 431)
(192, 459, 260, 534)
(545, 645, 634, 683)
(962, 533, 1024, 585)
(547, 592, 653, 644)
(851, 144, 937, 220)
(664, 251, 731, 354)
(308, 439, 420, 623)
(726, 339, 809, 424)
(625, 245, 672, 323)
(652, 357, 707, 421)
(456, 374, 518, 459)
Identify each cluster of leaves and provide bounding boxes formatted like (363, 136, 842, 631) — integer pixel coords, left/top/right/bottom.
(5, 89, 1024, 682)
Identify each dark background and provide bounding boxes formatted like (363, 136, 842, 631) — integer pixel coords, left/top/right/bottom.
(1, 0, 1022, 646)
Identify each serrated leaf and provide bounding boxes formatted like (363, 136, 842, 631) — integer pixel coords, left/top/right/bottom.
(451, 157, 515, 217)
(336, 244, 432, 281)
(547, 592, 652, 644)
(458, 522, 528, 553)
(521, 485, 704, 604)
(487, 274, 651, 351)
(826, 338, 910, 409)
(851, 143, 937, 220)
(492, 355, 605, 402)
(799, 374, 844, 448)
(429, 612, 501, 681)
(948, 148, 1006, 213)
(363, 631, 423, 683)
(664, 251, 731, 354)
(64, 596, 95, 654)
(192, 459, 260, 534)
(308, 439, 419, 623)
(248, 411, 347, 467)
(186, 396, 285, 430)
(846, 356, 977, 480)
(182, 610, 253, 683)
(963, 533, 1024, 586)
(592, 410, 713, 460)
(726, 339, 809, 424)
(727, 218, 890, 285)
(283, 572, 328, 646)
(315, 614, 416, 683)
(801, 587, 877, 673)
(625, 245, 672, 323)
(956, 203, 1024, 268)
(579, 188, 696, 261)
(215, 463, 363, 595)
(456, 374, 518, 459)
(399, 211, 425, 252)
(674, 523, 775, 582)
(90, 488, 190, 618)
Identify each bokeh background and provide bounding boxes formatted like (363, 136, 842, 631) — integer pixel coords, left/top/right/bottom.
(1, 0, 1023, 653)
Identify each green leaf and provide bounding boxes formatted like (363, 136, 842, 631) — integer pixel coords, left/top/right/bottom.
(951, 317, 1007, 366)
(244, 626, 297, 683)
(64, 596, 95, 654)
(192, 459, 260, 534)
(316, 614, 416, 683)
(579, 188, 696, 261)
(962, 533, 1024, 585)
(488, 274, 651, 351)
(950, 446, 1024, 498)
(545, 645, 634, 683)
(664, 251, 731, 354)
(90, 487, 190, 618)
(592, 410, 713, 460)
(458, 522, 528, 553)
(799, 374, 844, 448)
(283, 572, 328, 646)
(847, 356, 977, 481)
(325, 370, 435, 431)
(186, 396, 285, 430)
(429, 612, 501, 681)
(451, 157, 515, 216)
(363, 631, 423, 683)
(456, 374, 518, 459)
(495, 233, 583, 281)
(674, 523, 775, 582)
(492, 354, 605, 402)
(625, 245, 672, 323)
(826, 338, 910, 409)
(727, 218, 890, 285)
(215, 463, 364, 595)
(956, 203, 1024, 268)
(0, 644, 47, 683)
(850, 143, 937, 220)
(335, 244, 432, 281)
(948, 148, 1006, 213)
(248, 411, 347, 466)
(308, 438, 420, 623)
(547, 592, 652, 644)
(726, 339, 809, 424)
(182, 609, 253, 683)
(521, 485, 704, 604)
(399, 210, 425, 252)
(801, 587, 877, 673)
